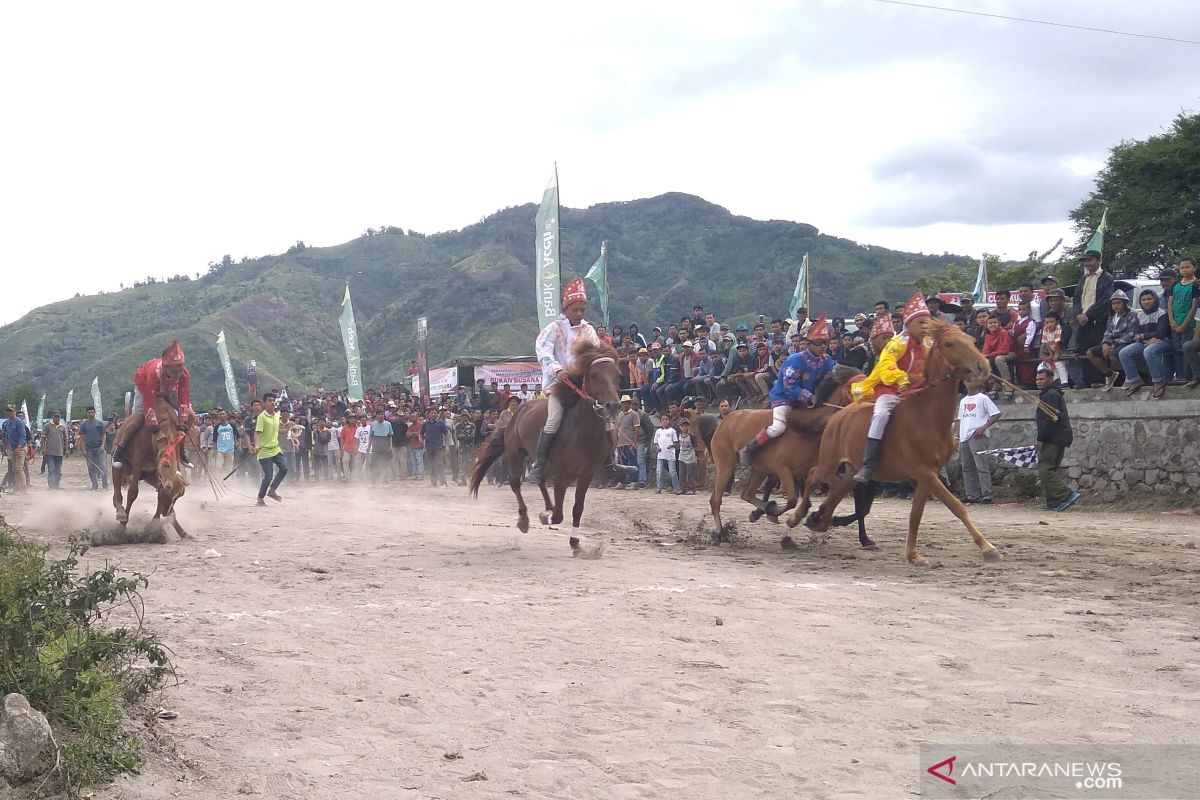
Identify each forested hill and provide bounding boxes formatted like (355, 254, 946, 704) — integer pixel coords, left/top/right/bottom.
(0, 193, 967, 407)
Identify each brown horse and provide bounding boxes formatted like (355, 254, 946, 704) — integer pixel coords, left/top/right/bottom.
(706, 368, 875, 547)
(786, 320, 1000, 565)
(111, 397, 190, 540)
(468, 340, 623, 553)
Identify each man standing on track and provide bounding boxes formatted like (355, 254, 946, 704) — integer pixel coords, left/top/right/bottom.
(253, 393, 287, 506)
(79, 406, 108, 491)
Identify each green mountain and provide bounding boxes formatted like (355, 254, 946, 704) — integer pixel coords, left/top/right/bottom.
(0, 193, 966, 410)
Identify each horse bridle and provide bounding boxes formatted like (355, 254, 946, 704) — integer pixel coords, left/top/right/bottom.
(560, 357, 614, 418)
(899, 328, 957, 398)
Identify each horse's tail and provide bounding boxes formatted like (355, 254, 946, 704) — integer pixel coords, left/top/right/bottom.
(467, 431, 507, 498)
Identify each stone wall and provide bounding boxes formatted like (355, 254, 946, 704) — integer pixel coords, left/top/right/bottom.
(978, 389, 1200, 501)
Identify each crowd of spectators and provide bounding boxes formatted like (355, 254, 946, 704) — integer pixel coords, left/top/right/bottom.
(5, 254, 1194, 504)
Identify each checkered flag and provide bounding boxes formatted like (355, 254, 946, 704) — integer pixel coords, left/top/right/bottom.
(981, 445, 1039, 469)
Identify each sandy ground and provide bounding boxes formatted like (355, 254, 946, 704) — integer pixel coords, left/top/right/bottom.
(3, 458, 1199, 800)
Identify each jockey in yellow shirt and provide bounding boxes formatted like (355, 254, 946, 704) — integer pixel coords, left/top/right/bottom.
(850, 292, 932, 483)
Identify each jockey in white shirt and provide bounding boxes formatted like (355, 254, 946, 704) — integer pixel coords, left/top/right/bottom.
(528, 277, 597, 483)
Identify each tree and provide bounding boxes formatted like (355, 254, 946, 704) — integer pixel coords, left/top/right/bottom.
(2, 384, 39, 415)
(1069, 111, 1200, 278)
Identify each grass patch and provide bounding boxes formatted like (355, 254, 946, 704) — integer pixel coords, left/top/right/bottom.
(0, 514, 172, 791)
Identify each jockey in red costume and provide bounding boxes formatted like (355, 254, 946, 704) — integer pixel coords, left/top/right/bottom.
(112, 340, 195, 468)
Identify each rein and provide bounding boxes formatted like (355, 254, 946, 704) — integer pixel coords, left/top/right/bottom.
(161, 431, 185, 466)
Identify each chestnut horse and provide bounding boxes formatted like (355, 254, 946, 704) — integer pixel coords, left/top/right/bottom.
(705, 368, 874, 548)
(786, 320, 1000, 565)
(468, 340, 623, 553)
(111, 397, 190, 540)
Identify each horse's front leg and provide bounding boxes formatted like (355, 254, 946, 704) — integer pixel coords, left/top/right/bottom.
(569, 471, 593, 551)
(550, 478, 567, 526)
(112, 474, 127, 524)
(123, 478, 141, 528)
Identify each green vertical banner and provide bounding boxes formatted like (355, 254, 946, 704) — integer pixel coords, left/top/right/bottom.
(216, 330, 241, 409)
(416, 316, 430, 408)
(1086, 206, 1108, 255)
(790, 253, 810, 319)
(535, 166, 561, 326)
(36, 394, 45, 430)
(339, 284, 364, 403)
(971, 254, 989, 303)
(90, 377, 102, 420)
(65, 389, 74, 424)
(584, 242, 609, 328)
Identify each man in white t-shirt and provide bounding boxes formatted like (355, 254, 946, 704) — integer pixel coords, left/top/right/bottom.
(956, 383, 1002, 504)
(652, 415, 680, 494)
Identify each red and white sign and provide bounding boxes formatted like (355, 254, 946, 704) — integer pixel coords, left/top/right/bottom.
(937, 290, 1045, 305)
(475, 361, 543, 388)
(411, 366, 459, 399)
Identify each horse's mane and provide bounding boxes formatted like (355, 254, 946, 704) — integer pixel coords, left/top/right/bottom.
(551, 338, 620, 405)
(923, 318, 966, 377)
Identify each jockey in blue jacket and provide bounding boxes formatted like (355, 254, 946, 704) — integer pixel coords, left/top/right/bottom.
(741, 314, 836, 464)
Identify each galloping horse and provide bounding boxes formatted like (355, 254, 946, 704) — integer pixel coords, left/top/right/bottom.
(706, 368, 877, 548)
(786, 319, 1000, 565)
(468, 339, 623, 553)
(111, 397, 190, 540)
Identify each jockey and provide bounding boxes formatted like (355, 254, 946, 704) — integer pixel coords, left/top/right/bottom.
(111, 340, 195, 469)
(850, 293, 931, 483)
(528, 277, 599, 483)
(740, 314, 836, 464)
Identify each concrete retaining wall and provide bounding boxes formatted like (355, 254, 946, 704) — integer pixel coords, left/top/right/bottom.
(981, 389, 1200, 501)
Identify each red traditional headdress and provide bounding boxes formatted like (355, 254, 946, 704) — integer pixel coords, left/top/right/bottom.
(902, 292, 931, 325)
(561, 277, 588, 309)
(162, 340, 186, 366)
(806, 313, 830, 341)
(870, 314, 894, 339)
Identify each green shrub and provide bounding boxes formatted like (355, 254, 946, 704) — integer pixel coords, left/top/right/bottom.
(0, 515, 172, 789)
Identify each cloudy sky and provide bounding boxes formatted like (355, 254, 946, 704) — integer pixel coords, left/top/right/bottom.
(2, 0, 1197, 324)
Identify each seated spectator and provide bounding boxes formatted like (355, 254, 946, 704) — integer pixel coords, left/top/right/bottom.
(736, 342, 771, 402)
(992, 289, 1015, 330)
(926, 295, 953, 324)
(749, 340, 779, 399)
(1086, 290, 1135, 391)
(966, 308, 988, 350)
(981, 314, 1014, 394)
(954, 297, 977, 325)
(1119, 289, 1172, 398)
(1038, 311, 1069, 385)
(1009, 300, 1039, 387)
(718, 341, 755, 403)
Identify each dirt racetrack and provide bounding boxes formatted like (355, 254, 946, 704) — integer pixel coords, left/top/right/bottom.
(5, 460, 1199, 800)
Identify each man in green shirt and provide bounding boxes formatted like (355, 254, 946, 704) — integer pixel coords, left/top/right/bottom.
(253, 393, 288, 506)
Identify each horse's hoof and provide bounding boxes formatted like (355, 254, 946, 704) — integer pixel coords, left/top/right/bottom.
(115, 510, 128, 524)
(569, 537, 581, 550)
(517, 517, 530, 533)
(538, 510, 551, 526)
(764, 501, 780, 515)
(861, 540, 878, 551)
(765, 514, 780, 525)
(748, 509, 764, 522)
(907, 556, 930, 568)
(780, 535, 797, 550)
(785, 514, 800, 529)
(982, 549, 1002, 562)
